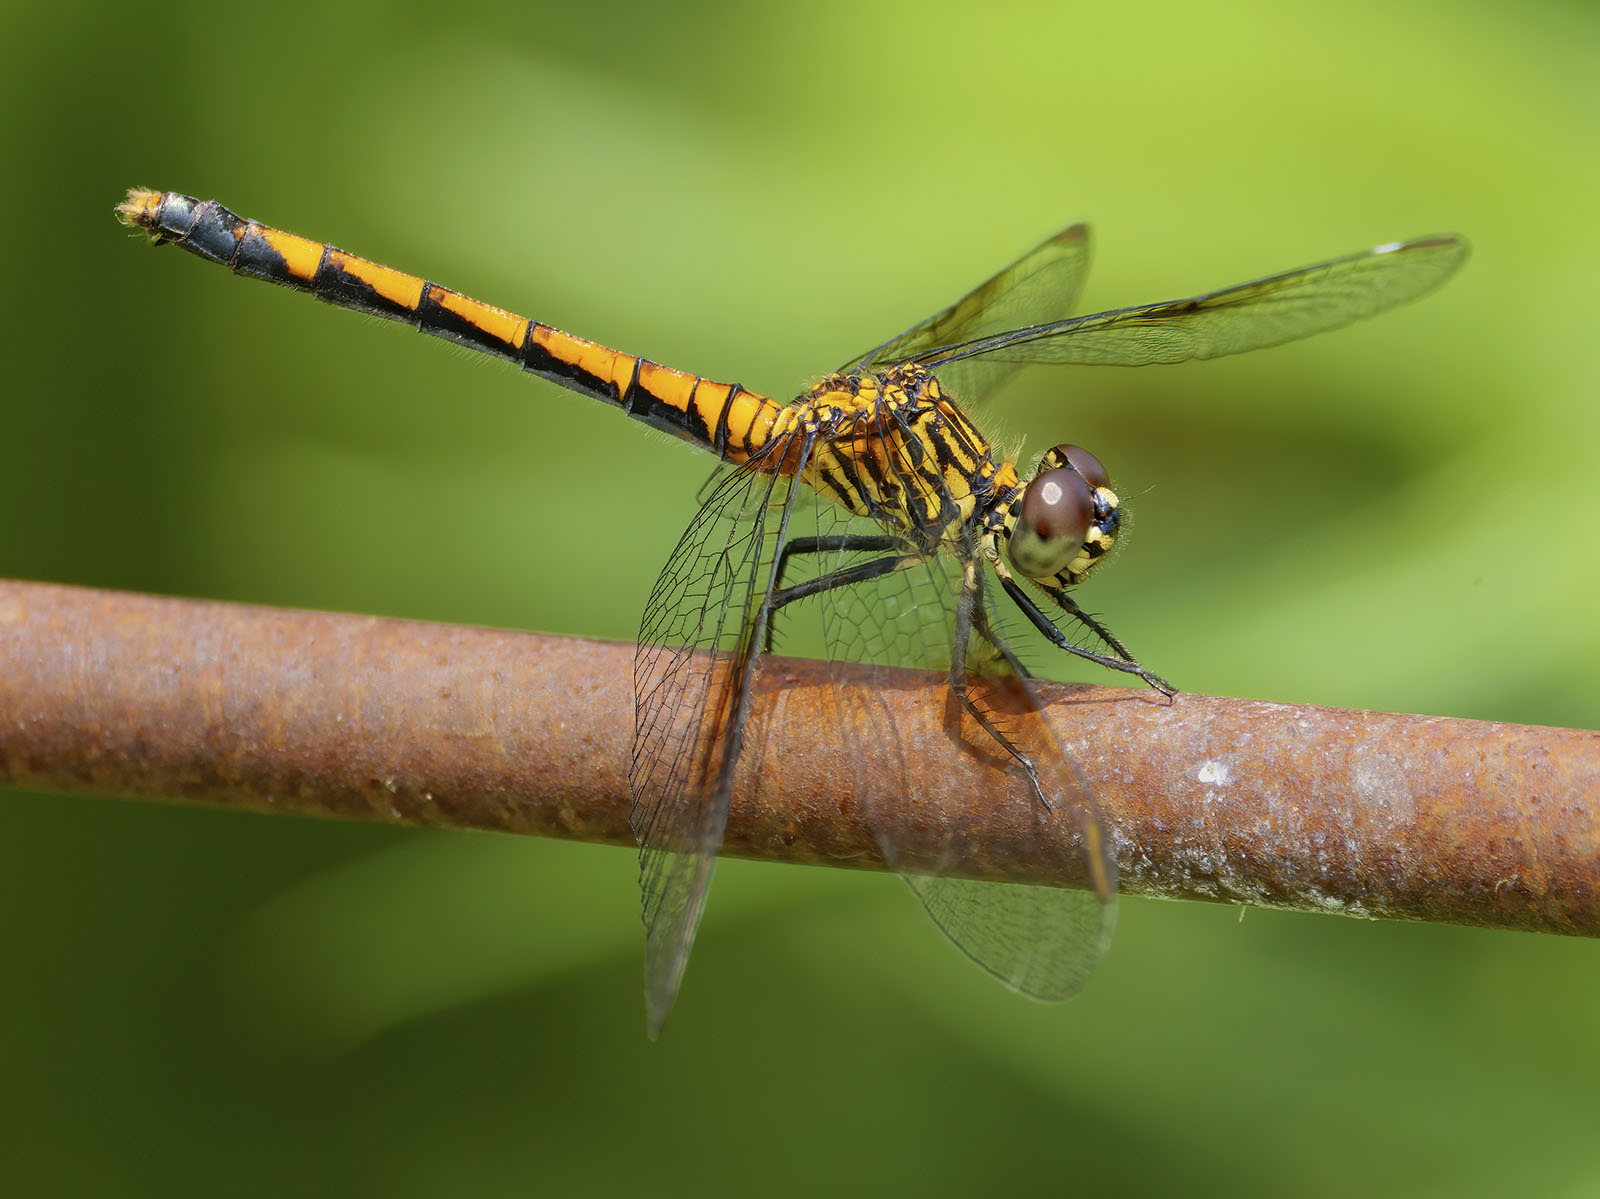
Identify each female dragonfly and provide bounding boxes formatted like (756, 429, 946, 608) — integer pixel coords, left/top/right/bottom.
(118, 190, 1466, 1035)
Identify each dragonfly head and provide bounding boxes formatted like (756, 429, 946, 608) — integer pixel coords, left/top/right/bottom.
(1003, 444, 1119, 586)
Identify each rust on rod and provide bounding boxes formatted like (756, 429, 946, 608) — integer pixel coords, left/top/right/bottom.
(0, 578, 1595, 936)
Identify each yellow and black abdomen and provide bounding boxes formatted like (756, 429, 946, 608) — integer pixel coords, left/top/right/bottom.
(116, 189, 785, 464)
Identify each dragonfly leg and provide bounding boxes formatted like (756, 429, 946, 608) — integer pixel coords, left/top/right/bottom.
(770, 550, 918, 611)
(997, 576, 1175, 695)
(772, 534, 903, 594)
(952, 561, 1052, 810)
(764, 535, 909, 653)
(969, 595, 1031, 679)
(1053, 593, 1144, 667)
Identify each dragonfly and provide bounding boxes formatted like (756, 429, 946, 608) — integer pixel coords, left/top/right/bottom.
(117, 189, 1467, 1035)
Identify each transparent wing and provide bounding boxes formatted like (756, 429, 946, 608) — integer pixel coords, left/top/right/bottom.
(904, 860, 1114, 999)
(923, 636, 1117, 999)
(804, 405, 1115, 999)
(838, 223, 1092, 406)
(916, 233, 1467, 371)
(630, 432, 805, 1038)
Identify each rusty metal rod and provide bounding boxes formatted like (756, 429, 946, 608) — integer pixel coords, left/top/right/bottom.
(0, 579, 1594, 936)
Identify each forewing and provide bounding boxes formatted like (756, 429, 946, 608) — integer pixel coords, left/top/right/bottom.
(919, 233, 1467, 370)
(839, 223, 1092, 405)
(808, 405, 1115, 999)
(630, 440, 800, 1037)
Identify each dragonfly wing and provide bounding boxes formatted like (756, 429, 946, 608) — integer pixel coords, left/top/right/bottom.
(806, 408, 1115, 999)
(909, 589, 1116, 1000)
(630, 433, 805, 1038)
(920, 233, 1467, 370)
(903, 871, 1113, 1000)
(839, 223, 1093, 406)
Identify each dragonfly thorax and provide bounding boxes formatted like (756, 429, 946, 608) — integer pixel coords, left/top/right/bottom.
(791, 364, 1003, 551)
(999, 443, 1120, 588)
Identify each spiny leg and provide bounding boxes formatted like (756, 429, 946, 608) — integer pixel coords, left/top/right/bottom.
(1054, 593, 1143, 669)
(997, 576, 1175, 695)
(952, 559, 1053, 811)
(770, 551, 920, 612)
(764, 534, 908, 652)
(774, 534, 904, 587)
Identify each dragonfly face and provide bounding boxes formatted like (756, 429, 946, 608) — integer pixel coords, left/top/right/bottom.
(1000, 442, 1119, 588)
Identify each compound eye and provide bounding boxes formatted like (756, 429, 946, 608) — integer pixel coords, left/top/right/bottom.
(1008, 468, 1094, 579)
(1056, 443, 1109, 490)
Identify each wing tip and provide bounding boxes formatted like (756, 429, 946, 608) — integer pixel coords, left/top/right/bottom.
(1375, 231, 1470, 258)
(1052, 221, 1091, 246)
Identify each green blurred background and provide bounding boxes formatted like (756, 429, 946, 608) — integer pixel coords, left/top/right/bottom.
(3, 0, 1598, 1193)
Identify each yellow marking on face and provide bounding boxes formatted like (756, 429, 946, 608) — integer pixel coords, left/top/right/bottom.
(429, 287, 529, 348)
(258, 228, 325, 281)
(329, 251, 425, 309)
(1061, 526, 1116, 581)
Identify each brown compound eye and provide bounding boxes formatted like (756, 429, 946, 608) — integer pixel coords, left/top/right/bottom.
(1056, 443, 1109, 490)
(1006, 468, 1094, 579)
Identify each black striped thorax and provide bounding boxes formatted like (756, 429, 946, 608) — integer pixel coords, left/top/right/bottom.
(789, 363, 1002, 552)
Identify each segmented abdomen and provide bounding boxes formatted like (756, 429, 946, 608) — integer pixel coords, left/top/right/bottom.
(116, 189, 786, 464)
